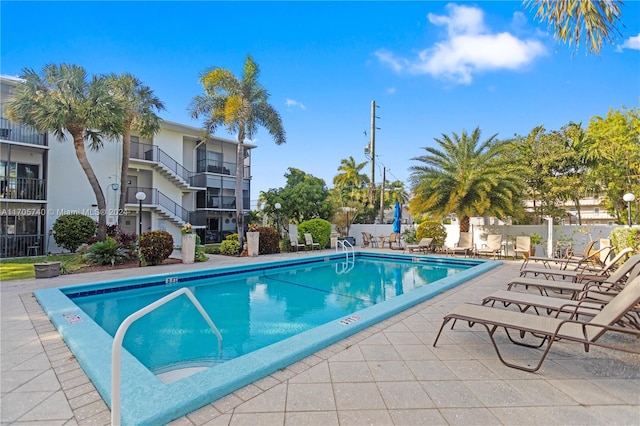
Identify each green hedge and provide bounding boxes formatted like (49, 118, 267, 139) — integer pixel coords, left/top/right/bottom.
(298, 218, 332, 248)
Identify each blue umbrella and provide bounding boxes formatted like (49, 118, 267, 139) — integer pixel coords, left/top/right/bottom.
(392, 202, 401, 234)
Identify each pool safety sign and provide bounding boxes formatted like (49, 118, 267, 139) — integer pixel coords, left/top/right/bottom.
(62, 312, 83, 324)
(339, 315, 361, 326)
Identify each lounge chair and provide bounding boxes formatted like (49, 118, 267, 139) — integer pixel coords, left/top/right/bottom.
(523, 240, 597, 270)
(512, 236, 531, 259)
(432, 276, 640, 372)
(508, 253, 640, 298)
(476, 234, 503, 259)
(404, 238, 433, 254)
(304, 233, 320, 250)
(519, 247, 633, 282)
(446, 232, 473, 257)
(483, 264, 640, 328)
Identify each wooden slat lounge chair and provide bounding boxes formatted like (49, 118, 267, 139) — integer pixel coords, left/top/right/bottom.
(432, 276, 640, 372)
(507, 254, 640, 299)
(518, 247, 633, 282)
(476, 234, 503, 259)
(304, 233, 320, 250)
(404, 238, 433, 254)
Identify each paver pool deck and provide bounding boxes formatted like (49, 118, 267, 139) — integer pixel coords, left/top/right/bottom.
(2, 249, 639, 425)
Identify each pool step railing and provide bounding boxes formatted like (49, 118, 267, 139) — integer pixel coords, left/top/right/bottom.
(111, 287, 222, 426)
(335, 239, 355, 274)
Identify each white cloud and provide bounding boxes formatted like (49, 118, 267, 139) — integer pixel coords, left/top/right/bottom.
(616, 33, 640, 52)
(386, 87, 397, 95)
(285, 98, 306, 110)
(375, 3, 546, 84)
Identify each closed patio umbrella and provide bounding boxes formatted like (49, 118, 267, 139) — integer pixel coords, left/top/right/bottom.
(392, 202, 401, 234)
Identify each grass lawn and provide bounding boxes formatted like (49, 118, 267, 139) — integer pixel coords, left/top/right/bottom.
(0, 254, 85, 281)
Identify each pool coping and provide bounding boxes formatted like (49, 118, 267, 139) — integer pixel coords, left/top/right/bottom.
(34, 252, 500, 425)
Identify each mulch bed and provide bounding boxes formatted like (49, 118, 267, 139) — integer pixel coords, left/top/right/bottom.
(71, 257, 183, 274)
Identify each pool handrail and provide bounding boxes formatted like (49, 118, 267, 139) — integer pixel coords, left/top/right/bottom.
(110, 287, 222, 426)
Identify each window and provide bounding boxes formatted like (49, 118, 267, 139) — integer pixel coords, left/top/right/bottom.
(594, 207, 600, 214)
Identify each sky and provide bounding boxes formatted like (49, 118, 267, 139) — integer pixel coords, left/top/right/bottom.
(2, 1, 639, 208)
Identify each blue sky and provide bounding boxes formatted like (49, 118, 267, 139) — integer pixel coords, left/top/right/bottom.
(2, 1, 639, 207)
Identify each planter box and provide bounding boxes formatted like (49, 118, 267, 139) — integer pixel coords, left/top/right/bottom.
(34, 262, 61, 279)
(247, 232, 259, 257)
(181, 234, 196, 264)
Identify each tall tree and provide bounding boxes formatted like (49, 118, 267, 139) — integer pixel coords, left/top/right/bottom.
(333, 156, 369, 191)
(525, 0, 624, 54)
(409, 127, 523, 232)
(7, 64, 124, 240)
(190, 55, 285, 247)
(105, 73, 165, 216)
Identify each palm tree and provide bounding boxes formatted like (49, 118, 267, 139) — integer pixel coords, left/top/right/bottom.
(333, 156, 369, 191)
(524, 0, 623, 54)
(409, 127, 523, 232)
(7, 64, 124, 240)
(105, 73, 165, 216)
(190, 55, 285, 247)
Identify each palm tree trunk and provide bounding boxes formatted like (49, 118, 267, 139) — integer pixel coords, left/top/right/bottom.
(72, 131, 108, 241)
(118, 128, 131, 217)
(459, 215, 470, 233)
(235, 141, 245, 248)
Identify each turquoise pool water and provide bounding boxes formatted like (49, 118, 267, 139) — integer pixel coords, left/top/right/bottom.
(71, 257, 463, 373)
(35, 252, 499, 425)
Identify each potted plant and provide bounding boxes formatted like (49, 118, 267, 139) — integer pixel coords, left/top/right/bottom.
(181, 222, 196, 264)
(530, 232, 543, 256)
(246, 223, 260, 257)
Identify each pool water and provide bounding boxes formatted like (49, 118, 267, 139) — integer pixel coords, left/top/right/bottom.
(72, 257, 464, 373)
(35, 252, 499, 425)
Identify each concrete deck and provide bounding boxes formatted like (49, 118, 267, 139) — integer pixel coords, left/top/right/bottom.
(2, 249, 639, 425)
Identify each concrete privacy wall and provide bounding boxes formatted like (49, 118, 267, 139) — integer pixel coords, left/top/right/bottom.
(350, 223, 618, 257)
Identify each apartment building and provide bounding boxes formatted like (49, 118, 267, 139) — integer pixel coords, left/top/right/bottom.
(1, 76, 254, 257)
(0, 76, 49, 257)
(522, 197, 617, 226)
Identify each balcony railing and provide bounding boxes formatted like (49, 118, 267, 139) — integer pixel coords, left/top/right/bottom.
(1, 177, 47, 200)
(1, 234, 45, 258)
(0, 117, 47, 146)
(130, 141, 199, 186)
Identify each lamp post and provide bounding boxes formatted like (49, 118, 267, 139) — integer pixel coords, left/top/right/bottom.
(135, 191, 146, 266)
(274, 202, 281, 236)
(623, 193, 635, 227)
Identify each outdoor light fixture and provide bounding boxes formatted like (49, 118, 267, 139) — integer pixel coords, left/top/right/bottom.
(275, 202, 281, 236)
(135, 191, 146, 266)
(623, 192, 635, 227)
(111, 183, 119, 191)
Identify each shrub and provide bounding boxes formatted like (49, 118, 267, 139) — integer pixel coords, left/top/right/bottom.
(219, 240, 240, 255)
(298, 218, 332, 248)
(139, 230, 174, 265)
(611, 227, 640, 255)
(226, 233, 239, 241)
(257, 226, 280, 254)
(84, 237, 129, 265)
(280, 237, 292, 253)
(194, 234, 208, 262)
(53, 214, 97, 252)
(416, 221, 447, 248)
(203, 244, 220, 254)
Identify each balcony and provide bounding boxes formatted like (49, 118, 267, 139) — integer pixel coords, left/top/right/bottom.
(0, 117, 47, 146)
(1, 177, 47, 200)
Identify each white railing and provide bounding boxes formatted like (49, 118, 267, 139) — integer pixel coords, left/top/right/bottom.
(111, 287, 222, 426)
(335, 239, 355, 274)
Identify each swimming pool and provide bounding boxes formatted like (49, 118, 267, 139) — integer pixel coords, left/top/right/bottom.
(35, 252, 499, 425)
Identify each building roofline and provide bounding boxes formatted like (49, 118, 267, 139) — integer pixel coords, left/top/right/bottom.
(159, 119, 257, 149)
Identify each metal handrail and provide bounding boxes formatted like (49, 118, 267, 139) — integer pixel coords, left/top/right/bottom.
(111, 287, 222, 425)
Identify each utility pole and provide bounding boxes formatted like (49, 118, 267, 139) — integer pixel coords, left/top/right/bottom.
(379, 166, 385, 224)
(369, 100, 380, 205)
